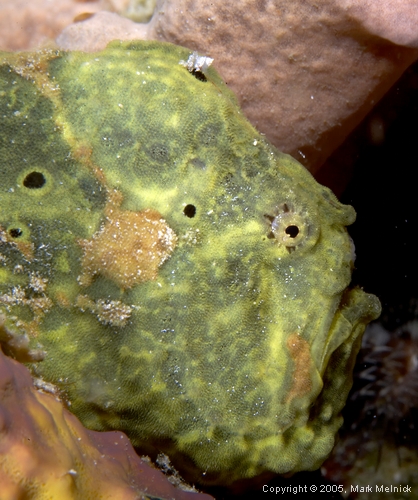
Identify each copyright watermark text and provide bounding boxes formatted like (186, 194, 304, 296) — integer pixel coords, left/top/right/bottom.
(262, 485, 321, 494)
(262, 483, 412, 495)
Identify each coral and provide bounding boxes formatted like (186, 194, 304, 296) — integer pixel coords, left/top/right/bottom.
(351, 322, 418, 433)
(0, 41, 381, 486)
(322, 321, 418, 498)
(323, 439, 418, 500)
(0, 347, 213, 500)
(55, 0, 418, 176)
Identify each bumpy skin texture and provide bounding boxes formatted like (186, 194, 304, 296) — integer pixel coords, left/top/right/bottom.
(0, 41, 381, 486)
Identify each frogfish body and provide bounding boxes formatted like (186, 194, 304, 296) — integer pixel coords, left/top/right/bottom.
(0, 41, 380, 485)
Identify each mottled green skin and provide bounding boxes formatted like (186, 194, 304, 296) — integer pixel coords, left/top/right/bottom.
(0, 41, 381, 485)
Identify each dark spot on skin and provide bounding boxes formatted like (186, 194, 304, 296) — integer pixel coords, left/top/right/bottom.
(222, 172, 234, 186)
(188, 158, 206, 170)
(9, 228, 22, 238)
(23, 171, 46, 189)
(149, 144, 169, 162)
(78, 178, 107, 209)
(191, 70, 207, 82)
(242, 162, 259, 178)
(198, 124, 220, 147)
(183, 204, 196, 218)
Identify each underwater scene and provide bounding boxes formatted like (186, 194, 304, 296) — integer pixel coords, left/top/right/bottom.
(0, 1, 417, 499)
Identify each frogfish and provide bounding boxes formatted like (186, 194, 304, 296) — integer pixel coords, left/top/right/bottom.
(0, 41, 381, 486)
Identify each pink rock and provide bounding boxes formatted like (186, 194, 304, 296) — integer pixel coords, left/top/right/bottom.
(339, 0, 418, 48)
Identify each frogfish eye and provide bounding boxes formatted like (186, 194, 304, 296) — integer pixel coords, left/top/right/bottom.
(265, 202, 319, 252)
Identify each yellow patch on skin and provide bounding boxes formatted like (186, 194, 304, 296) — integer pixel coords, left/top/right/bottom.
(78, 207, 178, 289)
(286, 333, 313, 403)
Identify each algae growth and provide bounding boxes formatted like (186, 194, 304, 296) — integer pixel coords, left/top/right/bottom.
(0, 41, 380, 485)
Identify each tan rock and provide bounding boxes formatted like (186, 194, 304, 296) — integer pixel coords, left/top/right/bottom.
(57, 11, 147, 51)
(0, 0, 154, 52)
(0, 0, 105, 51)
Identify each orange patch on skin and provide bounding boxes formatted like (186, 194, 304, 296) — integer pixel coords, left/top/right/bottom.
(8, 50, 63, 107)
(286, 333, 313, 403)
(71, 144, 109, 187)
(54, 291, 72, 308)
(12, 240, 34, 261)
(78, 208, 177, 289)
